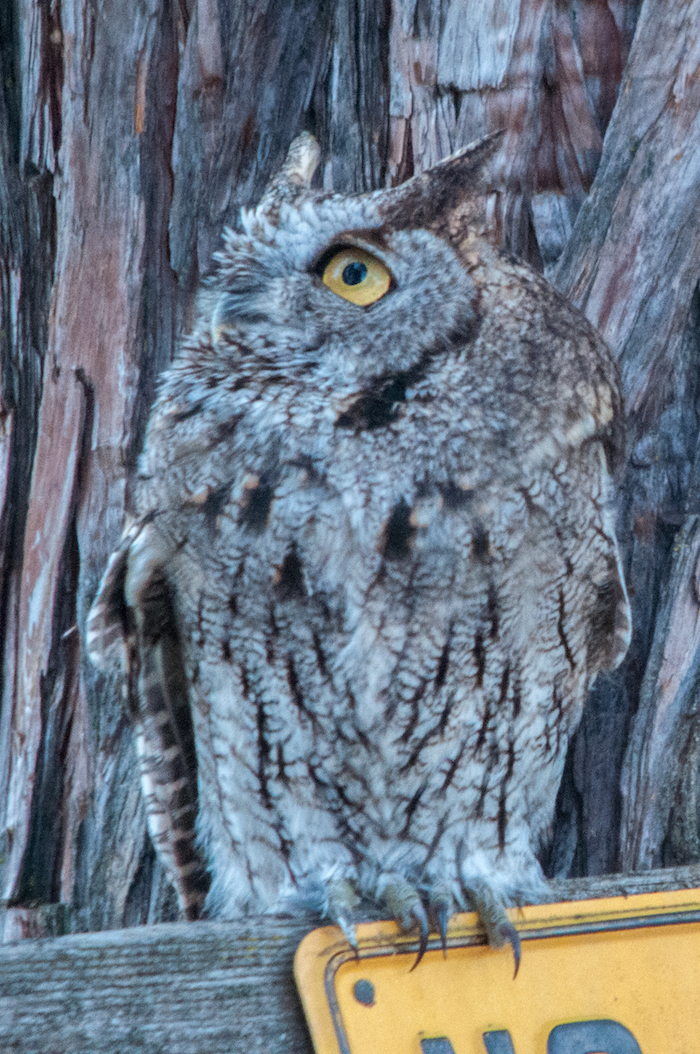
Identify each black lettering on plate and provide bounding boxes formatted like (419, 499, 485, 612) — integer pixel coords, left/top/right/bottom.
(482, 1032, 516, 1054)
(548, 1020, 643, 1054)
(420, 1040, 457, 1054)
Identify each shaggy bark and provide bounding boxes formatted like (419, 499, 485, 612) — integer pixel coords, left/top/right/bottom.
(0, 0, 697, 941)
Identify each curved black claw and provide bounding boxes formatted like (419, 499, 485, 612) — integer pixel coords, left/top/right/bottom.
(464, 880, 521, 977)
(437, 901, 449, 958)
(409, 900, 430, 972)
(495, 919, 521, 978)
(338, 916, 360, 958)
(428, 890, 452, 958)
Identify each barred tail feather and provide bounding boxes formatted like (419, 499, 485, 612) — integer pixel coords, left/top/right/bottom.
(89, 519, 209, 919)
(86, 522, 143, 669)
(127, 559, 210, 920)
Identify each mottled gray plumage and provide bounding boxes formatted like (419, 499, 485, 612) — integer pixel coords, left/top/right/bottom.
(88, 133, 631, 959)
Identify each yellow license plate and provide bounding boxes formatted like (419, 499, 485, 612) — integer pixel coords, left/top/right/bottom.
(294, 888, 700, 1053)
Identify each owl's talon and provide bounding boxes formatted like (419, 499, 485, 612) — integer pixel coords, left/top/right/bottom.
(464, 879, 521, 976)
(380, 879, 429, 969)
(497, 920, 521, 978)
(409, 900, 430, 971)
(336, 915, 359, 955)
(428, 888, 452, 957)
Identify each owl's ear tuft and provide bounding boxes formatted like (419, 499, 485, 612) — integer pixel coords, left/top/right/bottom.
(432, 129, 504, 174)
(258, 132, 321, 213)
(380, 130, 504, 236)
(279, 131, 321, 188)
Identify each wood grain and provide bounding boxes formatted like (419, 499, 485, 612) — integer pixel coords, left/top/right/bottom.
(550, 0, 700, 880)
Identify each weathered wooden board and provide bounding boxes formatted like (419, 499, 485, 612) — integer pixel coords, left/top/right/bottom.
(1, 867, 698, 1054)
(0, 914, 315, 1054)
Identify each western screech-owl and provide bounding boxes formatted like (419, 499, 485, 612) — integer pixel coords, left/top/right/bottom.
(88, 133, 631, 965)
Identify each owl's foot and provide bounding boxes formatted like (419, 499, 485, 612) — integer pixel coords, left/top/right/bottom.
(464, 879, 521, 977)
(327, 878, 360, 954)
(380, 878, 430, 969)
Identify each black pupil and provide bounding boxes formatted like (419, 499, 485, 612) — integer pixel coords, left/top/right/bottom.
(342, 261, 367, 286)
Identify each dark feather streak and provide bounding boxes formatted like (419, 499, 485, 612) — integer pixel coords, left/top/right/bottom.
(439, 740, 466, 795)
(487, 581, 499, 638)
(401, 779, 428, 835)
(434, 628, 452, 689)
(497, 739, 516, 850)
(382, 498, 415, 560)
(276, 546, 306, 598)
(255, 699, 272, 809)
(475, 742, 500, 818)
(512, 673, 522, 719)
(472, 521, 490, 561)
(238, 481, 274, 530)
(473, 627, 485, 687)
(497, 663, 510, 708)
(438, 480, 473, 509)
(276, 743, 288, 785)
(476, 693, 491, 750)
(312, 630, 329, 680)
(400, 680, 428, 743)
(557, 587, 576, 670)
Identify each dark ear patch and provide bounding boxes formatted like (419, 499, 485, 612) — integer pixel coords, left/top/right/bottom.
(382, 498, 416, 560)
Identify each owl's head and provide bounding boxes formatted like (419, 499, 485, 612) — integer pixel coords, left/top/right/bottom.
(206, 132, 501, 395)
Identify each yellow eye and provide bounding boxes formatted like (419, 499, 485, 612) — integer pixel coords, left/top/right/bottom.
(321, 247, 392, 306)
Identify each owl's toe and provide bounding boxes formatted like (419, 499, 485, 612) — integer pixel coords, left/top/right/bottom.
(380, 878, 430, 969)
(327, 877, 360, 955)
(464, 878, 521, 977)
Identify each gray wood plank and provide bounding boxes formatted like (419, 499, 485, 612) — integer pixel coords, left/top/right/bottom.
(0, 913, 316, 1054)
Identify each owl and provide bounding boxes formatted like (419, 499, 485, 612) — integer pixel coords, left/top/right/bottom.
(88, 132, 631, 968)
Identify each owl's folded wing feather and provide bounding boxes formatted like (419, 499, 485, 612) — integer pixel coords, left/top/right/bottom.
(87, 519, 209, 919)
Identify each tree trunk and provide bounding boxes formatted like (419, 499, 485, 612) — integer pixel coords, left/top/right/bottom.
(0, 0, 697, 939)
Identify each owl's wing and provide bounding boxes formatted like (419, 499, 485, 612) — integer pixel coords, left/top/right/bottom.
(87, 519, 210, 919)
